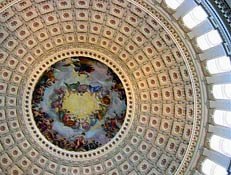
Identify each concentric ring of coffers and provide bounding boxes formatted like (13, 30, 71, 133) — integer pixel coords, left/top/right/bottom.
(0, 0, 202, 174)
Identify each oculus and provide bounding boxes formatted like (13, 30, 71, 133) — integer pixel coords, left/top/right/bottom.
(32, 57, 127, 152)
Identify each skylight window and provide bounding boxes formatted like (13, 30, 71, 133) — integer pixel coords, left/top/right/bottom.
(214, 110, 231, 128)
(210, 135, 231, 157)
(183, 6, 208, 29)
(165, 0, 184, 10)
(197, 30, 223, 50)
(207, 56, 231, 74)
(202, 159, 227, 175)
(212, 84, 231, 99)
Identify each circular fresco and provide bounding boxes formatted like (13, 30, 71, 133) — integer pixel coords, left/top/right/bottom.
(32, 57, 127, 152)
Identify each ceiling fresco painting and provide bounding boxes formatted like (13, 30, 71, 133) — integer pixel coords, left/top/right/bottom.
(32, 57, 127, 152)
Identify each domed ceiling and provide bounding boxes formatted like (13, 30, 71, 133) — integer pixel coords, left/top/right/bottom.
(0, 0, 230, 175)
